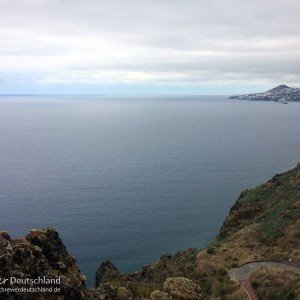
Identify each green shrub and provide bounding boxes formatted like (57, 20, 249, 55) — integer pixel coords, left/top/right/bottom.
(252, 280, 259, 289)
(207, 247, 215, 254)
(286, 291, 296, 300)
(217, 267, 227, 277)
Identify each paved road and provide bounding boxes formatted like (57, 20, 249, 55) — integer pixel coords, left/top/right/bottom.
(228, 261, 300, 300)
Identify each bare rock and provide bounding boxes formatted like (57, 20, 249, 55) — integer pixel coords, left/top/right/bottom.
(95, 260, 120, 287)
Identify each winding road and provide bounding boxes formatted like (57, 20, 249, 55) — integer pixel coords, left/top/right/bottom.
(228, 261, 300, 300)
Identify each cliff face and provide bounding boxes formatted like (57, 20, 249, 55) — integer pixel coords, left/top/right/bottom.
(229, 85, 300, 102)
(0, 229, 127, 299)
(0, 164, 299, 299)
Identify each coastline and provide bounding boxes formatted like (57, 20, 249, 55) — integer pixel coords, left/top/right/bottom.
(1, 163, 299, 299)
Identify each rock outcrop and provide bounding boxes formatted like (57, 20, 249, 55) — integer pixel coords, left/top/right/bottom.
(0, 228, 86, 299)
(229, 85, 300, 102)
(95, 260, 120, 288)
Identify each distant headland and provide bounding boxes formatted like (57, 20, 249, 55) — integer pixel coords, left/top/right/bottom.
(229, 85, 300, 103)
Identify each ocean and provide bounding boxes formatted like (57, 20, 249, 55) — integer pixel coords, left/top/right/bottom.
(0, 95, 299, 285)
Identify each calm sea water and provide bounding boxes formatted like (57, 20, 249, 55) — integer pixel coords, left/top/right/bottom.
(0, 95, 299, 285)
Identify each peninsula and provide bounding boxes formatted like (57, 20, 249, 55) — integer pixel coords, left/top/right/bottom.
(229, 85, 300, 103)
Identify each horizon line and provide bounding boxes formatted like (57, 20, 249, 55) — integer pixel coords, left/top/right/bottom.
(0, 93, 231, 97)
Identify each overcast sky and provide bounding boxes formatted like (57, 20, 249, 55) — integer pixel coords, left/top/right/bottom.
(0, 0, 299, 94)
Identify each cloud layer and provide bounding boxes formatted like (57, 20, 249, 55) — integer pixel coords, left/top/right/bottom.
(0, 0, 299, 93)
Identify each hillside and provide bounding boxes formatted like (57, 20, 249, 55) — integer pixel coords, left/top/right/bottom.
(229, 85, 300, 102)
(96, 164, 300, 298)
(0, 164, 299, 299)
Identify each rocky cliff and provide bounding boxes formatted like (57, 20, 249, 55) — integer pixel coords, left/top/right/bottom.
(229, 85, 300, 102)
(1, 164, 299, 299)
(0, 229, 133, 299)
(0, 228, 86, 299)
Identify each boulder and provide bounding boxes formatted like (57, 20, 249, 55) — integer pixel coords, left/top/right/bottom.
(95, 260, 120, 287)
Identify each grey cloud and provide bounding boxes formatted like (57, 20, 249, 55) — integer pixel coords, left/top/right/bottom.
(0, 0, 299, 88)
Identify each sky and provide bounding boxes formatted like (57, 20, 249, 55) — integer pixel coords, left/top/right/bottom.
(0, 0, 299, 95)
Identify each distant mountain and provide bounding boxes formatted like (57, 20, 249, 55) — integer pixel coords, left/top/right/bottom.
(229, 85, 300, 102)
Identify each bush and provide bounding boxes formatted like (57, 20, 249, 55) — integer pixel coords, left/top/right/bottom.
(252, 281, 259, 289)
(217, 267, 227, 277)
(207, 247, 215, 255)
(286, 291, 296, 300)
(214, 281, 225, 297)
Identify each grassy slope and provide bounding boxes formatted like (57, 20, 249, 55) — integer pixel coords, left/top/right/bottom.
(217, 163, 300, 244)
(195, 163, 300, 298)
(250, 267, 300, 300)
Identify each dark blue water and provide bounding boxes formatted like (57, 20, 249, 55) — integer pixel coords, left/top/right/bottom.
(0, 95, 299, 285)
